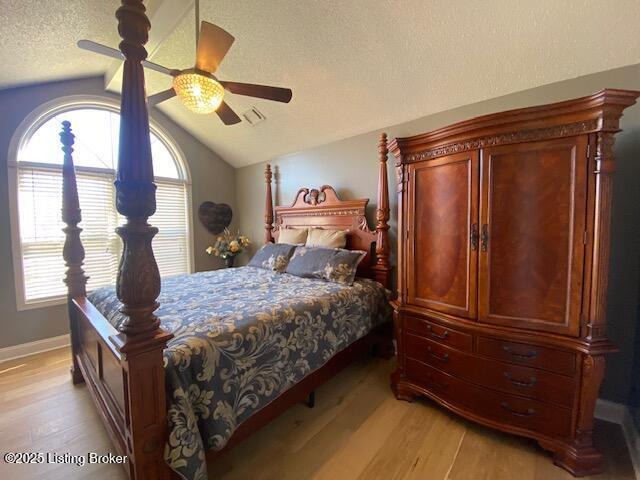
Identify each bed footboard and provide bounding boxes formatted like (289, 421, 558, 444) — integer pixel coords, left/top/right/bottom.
(71, 299, 127, 457)
(67, 296, 173, 479)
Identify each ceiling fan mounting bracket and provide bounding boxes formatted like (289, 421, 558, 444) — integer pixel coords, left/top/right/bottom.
(179, 67, 217, 79)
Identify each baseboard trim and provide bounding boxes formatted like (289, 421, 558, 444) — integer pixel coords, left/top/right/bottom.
(0, 334, 70, 364)
(596, 399, 640, 480)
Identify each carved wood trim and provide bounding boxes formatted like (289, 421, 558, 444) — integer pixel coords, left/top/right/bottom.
(373, 132, 392, 288)
(586, 132, 616, 340)
(264, 164, 274, 244)
(273, 187, 375, 253)
(114, 0, 162, 338)
(61, 121, 88, 385)
(113, 2, 173, 478)
(402, 120, 598, 163)
(389, 89, 640, 164)
(61, 121, 88, 299)
(576, 355, 605, 435)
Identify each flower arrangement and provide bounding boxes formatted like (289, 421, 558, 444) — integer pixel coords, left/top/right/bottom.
(206, 229, 250, 267)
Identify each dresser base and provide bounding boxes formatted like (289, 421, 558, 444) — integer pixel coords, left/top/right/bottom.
(549, 438, 604, 477)
(390, 372, 603, 477)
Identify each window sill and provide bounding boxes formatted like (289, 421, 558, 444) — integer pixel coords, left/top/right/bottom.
(17, 296, 67, 311)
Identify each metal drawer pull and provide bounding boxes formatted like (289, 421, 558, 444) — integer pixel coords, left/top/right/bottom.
(503, 372, 537, 388)
(470, 223, 479, 251)
(426, 346, 449, 363)
(502, 345, 538, 359)
(481, 224, 489, 252)
(501, 402, 535, 417)
(426, 374, 448, 390)
(426, 324, 449, 340)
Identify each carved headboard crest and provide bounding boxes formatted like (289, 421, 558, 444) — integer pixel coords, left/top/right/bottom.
(273, 186, 371, 233)
(292, 185, 338, 207)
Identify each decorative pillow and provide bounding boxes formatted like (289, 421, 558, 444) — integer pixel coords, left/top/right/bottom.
(305, 228, 347, 249)
(285, 246, 366, 285)
(277, 227, 308, 245)
(248, 243, 296, 273)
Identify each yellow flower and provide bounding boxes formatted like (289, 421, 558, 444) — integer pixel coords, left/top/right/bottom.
(206, 246, 213, 255)
(229, 240, 239, 253)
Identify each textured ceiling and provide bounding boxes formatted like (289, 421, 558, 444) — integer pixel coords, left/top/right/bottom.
(0, 1, 119, 88)
(2, 1, 640, 167)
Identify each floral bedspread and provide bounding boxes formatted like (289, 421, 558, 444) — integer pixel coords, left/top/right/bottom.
(88, 266, 391, 480)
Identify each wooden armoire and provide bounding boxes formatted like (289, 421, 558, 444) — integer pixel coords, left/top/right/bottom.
(389, 89, 639, 476)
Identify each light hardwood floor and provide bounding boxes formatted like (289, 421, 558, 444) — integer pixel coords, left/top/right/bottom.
(0, 347, 634, 480)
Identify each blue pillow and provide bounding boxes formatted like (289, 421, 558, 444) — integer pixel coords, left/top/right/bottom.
(285, 246, 366, 285)
(248, 243, 297, 272)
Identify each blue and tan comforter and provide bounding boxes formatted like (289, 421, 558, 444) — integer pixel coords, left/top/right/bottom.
(88, 266, 391, 480)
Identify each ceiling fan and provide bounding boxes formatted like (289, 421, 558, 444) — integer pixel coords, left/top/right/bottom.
(77, 1, 292, 125)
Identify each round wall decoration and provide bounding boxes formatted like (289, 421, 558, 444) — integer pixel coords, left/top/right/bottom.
(198, 201, 233, 234)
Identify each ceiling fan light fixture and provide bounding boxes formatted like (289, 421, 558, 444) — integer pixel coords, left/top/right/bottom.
(173, 73, 224, 114)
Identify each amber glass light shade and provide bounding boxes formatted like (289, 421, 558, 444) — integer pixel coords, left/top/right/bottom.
(173, 73, 224, 114)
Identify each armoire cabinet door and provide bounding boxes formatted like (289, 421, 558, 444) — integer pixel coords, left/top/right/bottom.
(407, 151, 479, 319)
(478, 137, 588, 336)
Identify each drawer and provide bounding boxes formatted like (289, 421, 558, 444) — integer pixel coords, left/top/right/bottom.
(406, 334, 576, 408)
(405, 316, 472, 351)
(405, 358, 572, 439)
(477, 337, 576, 376)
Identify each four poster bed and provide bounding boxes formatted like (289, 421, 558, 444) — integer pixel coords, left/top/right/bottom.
(60, 2, 393, 479)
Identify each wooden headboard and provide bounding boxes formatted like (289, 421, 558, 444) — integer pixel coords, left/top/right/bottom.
(263, 134, 392, 289)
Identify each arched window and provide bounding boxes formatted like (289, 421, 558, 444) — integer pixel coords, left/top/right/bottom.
(8, 99, 193, 309)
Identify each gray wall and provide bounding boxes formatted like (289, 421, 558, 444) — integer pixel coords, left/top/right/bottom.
(236, 64, 640, 404)
(0, 76, 236, 349)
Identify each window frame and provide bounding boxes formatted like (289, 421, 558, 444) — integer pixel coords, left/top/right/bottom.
(8, 95, 194, 311)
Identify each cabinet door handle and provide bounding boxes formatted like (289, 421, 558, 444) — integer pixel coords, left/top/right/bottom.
(470, 223, 479, 251)
(503, 372, 537, 388)
(502, 345, 538, 359)
(426, 324, 449, 340)
(481, 224, 489, 252)
(501, 402, 535, 417)
(426, 346, 449, 363)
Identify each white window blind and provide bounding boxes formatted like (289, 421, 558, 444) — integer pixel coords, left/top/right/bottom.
(13, 105, 192, 307)
(151, 180, 190, 278)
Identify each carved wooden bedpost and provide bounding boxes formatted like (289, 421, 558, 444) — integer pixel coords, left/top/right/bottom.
(265, 163, 274, 243)
(61, 121, 88, 385)
(373, 133, 392, 288)
(113, 0, 161, 337)
(110, 1, 173, 478)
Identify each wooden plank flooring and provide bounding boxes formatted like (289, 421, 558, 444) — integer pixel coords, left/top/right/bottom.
(0, 347, 634, 480)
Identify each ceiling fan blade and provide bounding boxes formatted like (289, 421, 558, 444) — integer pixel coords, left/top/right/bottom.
(220, 82, 293, 103)
(142, 60, 180, 77)
(148, 88, 177, 107)
(77, 39, 123, 60)
(79, 39, 178, 77)
(196, 21, 235, 73)
(216, 101, 242, 125)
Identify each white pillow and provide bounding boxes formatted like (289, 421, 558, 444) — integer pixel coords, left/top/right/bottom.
(277, 228, 308, 245)
(305, 228, 347, 249)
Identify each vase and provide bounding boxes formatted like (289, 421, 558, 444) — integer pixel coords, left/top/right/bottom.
(224, 256, 235, 268)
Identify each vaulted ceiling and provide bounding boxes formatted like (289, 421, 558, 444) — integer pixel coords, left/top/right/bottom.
(2, 1, 640, 167)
